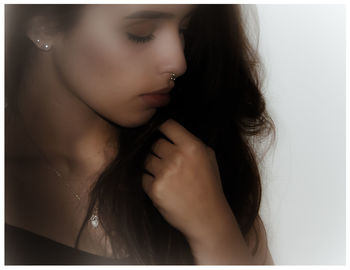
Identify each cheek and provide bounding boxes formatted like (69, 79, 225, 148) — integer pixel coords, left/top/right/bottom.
(78, 37, 121, 79)
(54, 32, 158, 127)
(56, 32, 131, 103)
(74, 37, 155, 98)
(72, 33, 145, 91)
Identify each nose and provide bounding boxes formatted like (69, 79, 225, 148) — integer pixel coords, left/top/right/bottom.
(156, 27, 188, 79)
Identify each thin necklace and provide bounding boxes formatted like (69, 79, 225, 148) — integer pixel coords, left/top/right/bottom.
(14, 110, 100, 229)
(47, 166, 100, 229)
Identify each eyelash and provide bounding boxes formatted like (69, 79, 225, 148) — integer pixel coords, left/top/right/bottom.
(127, 28, 188, 44)
(127, 33, 155, 44)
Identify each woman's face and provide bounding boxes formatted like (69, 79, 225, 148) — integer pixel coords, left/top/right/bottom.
(48, 5, 195, 127)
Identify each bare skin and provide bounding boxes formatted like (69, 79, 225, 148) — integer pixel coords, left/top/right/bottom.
(5, 109, 116, 258)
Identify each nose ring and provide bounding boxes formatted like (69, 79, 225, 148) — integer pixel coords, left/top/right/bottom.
(169, 72, 177, 81)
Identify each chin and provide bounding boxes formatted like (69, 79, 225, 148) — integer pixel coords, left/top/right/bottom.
(117, 108, 157, 128)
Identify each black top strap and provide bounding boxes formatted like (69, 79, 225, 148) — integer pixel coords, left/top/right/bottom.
(5, 223, 135, 265)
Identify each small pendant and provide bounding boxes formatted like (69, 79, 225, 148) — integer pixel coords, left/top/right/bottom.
(90, 214, 99, 228)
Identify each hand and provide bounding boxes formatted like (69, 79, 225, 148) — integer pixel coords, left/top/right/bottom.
(142, 119, 231, 242)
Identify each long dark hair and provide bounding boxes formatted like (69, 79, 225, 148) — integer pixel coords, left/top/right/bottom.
(5, 4, 276, 264)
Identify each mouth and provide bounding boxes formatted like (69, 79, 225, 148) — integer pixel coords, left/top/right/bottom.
(141, 93, 170, 107)
(140, 86, 173, 107)
(145, 86, 173, 95)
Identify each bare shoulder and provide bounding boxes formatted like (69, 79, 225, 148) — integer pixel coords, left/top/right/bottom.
(245, 215, 275, 265)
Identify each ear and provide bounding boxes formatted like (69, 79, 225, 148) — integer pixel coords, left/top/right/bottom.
(26, 15, 58, 52)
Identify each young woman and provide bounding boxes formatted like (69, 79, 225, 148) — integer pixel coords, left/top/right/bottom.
(5, 4, 275, 265)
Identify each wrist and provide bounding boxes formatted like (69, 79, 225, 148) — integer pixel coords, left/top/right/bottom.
(185, 198, 236, 244)
(186, 202, 254, 265)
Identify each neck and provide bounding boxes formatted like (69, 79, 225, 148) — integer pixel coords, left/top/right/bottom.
(10, 52, 119, 179)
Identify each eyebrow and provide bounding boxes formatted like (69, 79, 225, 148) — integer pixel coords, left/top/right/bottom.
(124, 9, 194, 20)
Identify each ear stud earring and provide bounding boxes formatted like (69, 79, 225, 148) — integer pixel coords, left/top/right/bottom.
(35, 39, 51, 51)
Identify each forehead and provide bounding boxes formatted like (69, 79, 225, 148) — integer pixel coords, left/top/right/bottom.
(120, 4, 195, 14)
(69, 4, 196, 33)
(83, 4, 195, 18)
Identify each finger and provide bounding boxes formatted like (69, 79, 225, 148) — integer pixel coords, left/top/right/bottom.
(158, 119, 199, 147)
(144, 153, 164, 176)
(142, 172, 154, 196)
(151, 137, 176, 159)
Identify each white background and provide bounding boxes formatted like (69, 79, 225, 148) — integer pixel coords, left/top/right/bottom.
(254, 4, 346, 265)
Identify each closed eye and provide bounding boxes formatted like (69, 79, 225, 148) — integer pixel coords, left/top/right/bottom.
(127, 28, 189, 45)
(126, 32, 155, 43)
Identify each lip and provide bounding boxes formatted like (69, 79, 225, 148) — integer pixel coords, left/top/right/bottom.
(141, 86, 173, 107)
(141, 93, 170, 107)
(146, 86, 173, 95)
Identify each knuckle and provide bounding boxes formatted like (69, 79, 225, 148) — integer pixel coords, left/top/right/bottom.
(156, 167, 166, 179)
(144, 158, 152, 170)
(185, 139, 205, 155)
(151, 138, 166, 155)
(172, 148, 183, 160)
(207, 146, 216, 156)
(170, 151, 184, 169)
(152, 181, 166, 201)
(152, 138, 162, 151)
(169, 160, 181, 174)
